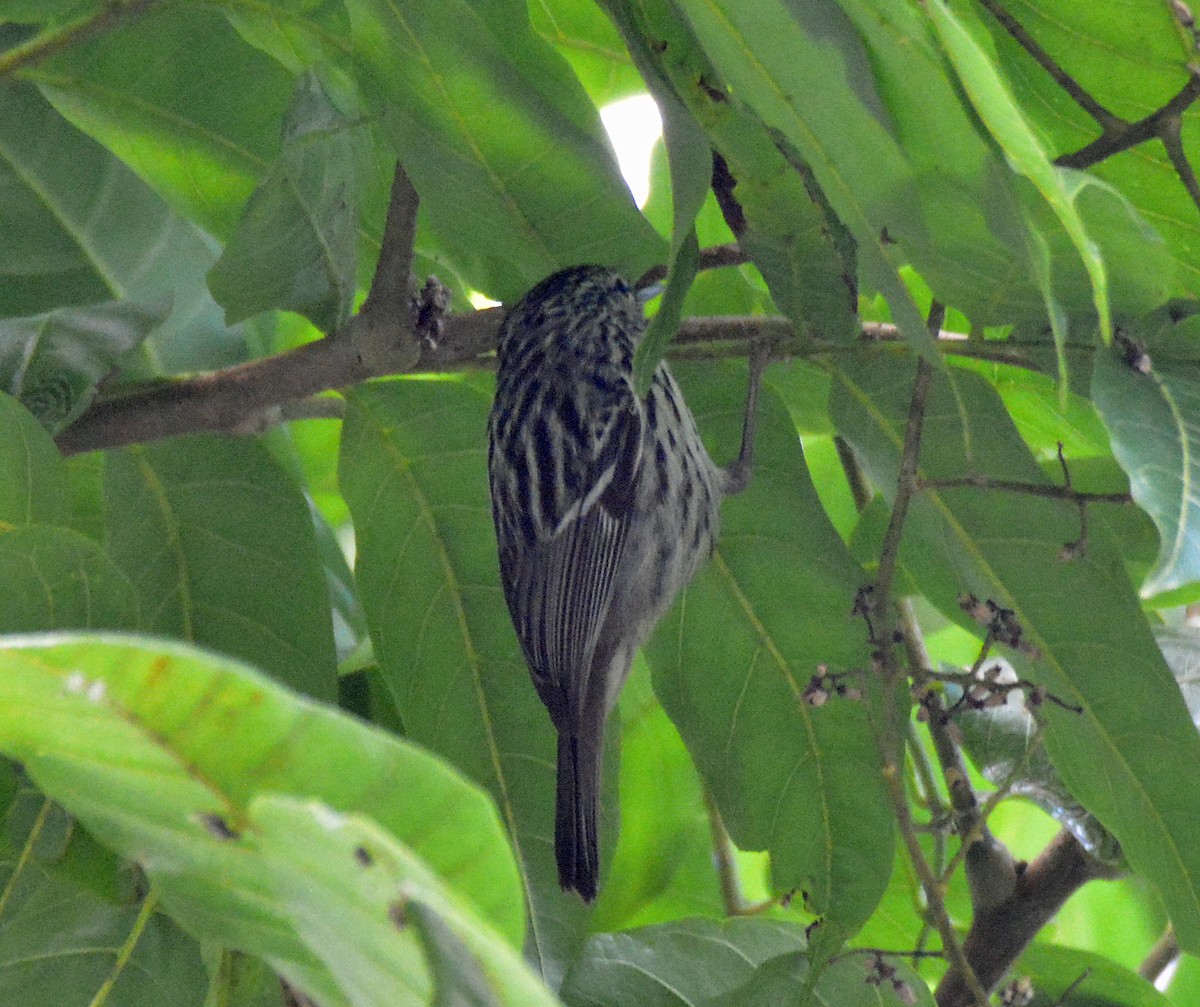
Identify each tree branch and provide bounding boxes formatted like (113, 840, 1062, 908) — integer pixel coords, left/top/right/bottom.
(976, 0, 1120, 130)
(345, 162, 423, 371)
(867, 303, 991, 1007)
(917, 475, 1131, 506)
(935, 829, 1122, 1007)
(900, 602, 1021, 917)
(977, 0, 1200, 214)
(53, 298, 1097, 457)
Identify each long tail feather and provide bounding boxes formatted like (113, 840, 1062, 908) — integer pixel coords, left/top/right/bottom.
(555, 732, 601, 902)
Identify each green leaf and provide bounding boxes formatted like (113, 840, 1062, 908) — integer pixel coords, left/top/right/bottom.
(831, 352, 1200, 952)
(345, 0, 664, 302)
(963, 1, 1198, 301)
(0, 634, 525, 1005)
(647, 364, 892, 946)
(705, 951, 934, 1007)
(927, 0, 1112, 345)
(0, 82, 241, 374)
(592, 660, 722, 930)
(104, 436, 337, 700)
(634, 230, 698, 394)
(670, 0, 935, 358)
(0, 392, 67, 528)
(0, 525, 139, 632)
(209, 71, 360, 332)
(251, 795, 558, 1007)
(530, 0, 646, 105)
(1091, 353, 1200, 597)
(563, 917, 933, 1007)
(27, 5, 294, 238)
(605, 0, 856, 340)
(560, 916, 809, 1006)
(0, 873, 207, 1007)
(1016, 943, 1173, 1007)
(0, 300, 166, 433)
(339, 378, 596, 983)
(221, 0, 354, 74)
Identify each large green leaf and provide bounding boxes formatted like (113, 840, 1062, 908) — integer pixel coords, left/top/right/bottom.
(0, 392, 67, 528)
(927, 0, 1112, 351)
(104, 436, 337, 700)
(251, 794, 560, 1007)
(1016, 943, 1173, 1007)
(25, 5, 293, 238)
(1091, 352, 1200, 597)
(530, 0, 646, 105)
(591, 661, 723, 931)
(560, 917, 808, 1006)
(0, 300, 166, 433)
(831, 351, 1200, 952)
(209, 71, 360, 332)
(647, 363, 892, 948)
(0, 82, 241, 374)
(668, 0, 935, 356)
(345, 0, 664, 302)
(601, 0, 858, 345)
(0, 871, 206, 1007)
(0, 525, 139, 632)
(965, 0, 1200, 297)
(0, 634, 525, 1006)
(561, 917, 933, 1007)
(339, 377, 597, 984)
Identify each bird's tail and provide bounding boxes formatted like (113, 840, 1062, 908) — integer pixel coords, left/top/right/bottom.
(556, 731, 602, 902)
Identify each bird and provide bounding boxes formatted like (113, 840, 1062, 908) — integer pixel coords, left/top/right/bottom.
(487, 264, 763, 901)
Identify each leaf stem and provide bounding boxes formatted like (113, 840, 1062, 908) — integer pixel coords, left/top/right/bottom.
(704, 787, 745, 915)
(87, 889, 160, 1007)
(0, 0, 161, 79)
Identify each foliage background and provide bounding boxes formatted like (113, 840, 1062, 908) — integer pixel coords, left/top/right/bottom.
(1, 1, 1200, 1005)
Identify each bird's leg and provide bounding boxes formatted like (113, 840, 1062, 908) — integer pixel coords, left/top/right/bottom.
(721, 339, 770, 496)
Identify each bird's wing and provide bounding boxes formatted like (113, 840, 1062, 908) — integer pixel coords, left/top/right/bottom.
(498, 395, 643, 729)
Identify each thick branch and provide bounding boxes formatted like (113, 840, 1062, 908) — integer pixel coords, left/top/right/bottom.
(53, 311, 790, 455)
(54, 309, 1095, 456)
(935, 829, 1121, 1007)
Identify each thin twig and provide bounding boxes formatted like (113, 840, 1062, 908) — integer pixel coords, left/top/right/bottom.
(1054, 72, 1200, 172)
(703, 788, 745, 916)
(918, 475, 1131, 506)
(870, 303, 989, 1007)
(635, 243, 748, 289)
(976, 0, 1119, 129)
(1138, 926, 1179, 986)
